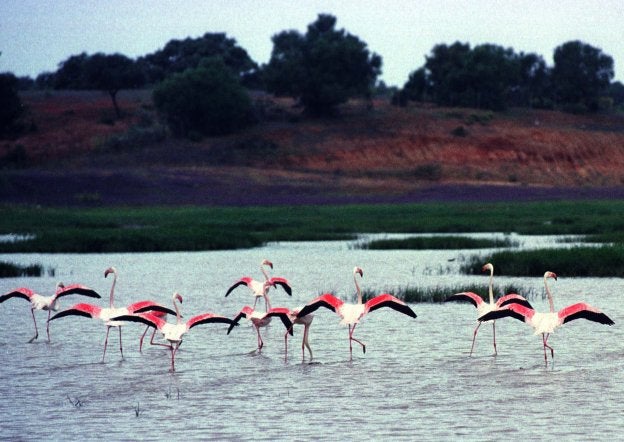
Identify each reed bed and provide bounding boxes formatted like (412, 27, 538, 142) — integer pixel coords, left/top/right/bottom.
(358, 236, 518, 250)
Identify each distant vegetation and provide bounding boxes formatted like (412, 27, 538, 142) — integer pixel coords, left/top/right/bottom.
(357, 236, 518, 250)
(361, 283, 540, 303)
(5, 14, 622, 140)
(0, 261, 44, 278)
(461, 245, 624, 277)
(1, 200, 624, 254)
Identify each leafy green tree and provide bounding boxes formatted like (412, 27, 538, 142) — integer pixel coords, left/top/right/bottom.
(402, 67, 429, 102)
(0, 72, 23, 136)
(424, 41, 471, 107)
(153, 58, 252, 137)
(552, 40, 614, 111)
(138, 33, 258, 86)
(263, 14, 382, 116)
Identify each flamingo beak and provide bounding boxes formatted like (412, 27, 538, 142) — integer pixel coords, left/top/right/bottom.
(104, 267, 115, 277)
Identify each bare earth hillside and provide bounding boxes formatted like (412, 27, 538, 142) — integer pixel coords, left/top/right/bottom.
(2, 90, 624, 206)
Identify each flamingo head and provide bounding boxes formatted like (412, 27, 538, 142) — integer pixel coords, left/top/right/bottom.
(173, 293, 183, 304)
(544, 271, 557, 281)
(261, 259, 273, 269)
(482, 263, 494, 274)
(104, 267, 117, 278)
(354, 266, 363, 277)
(55, 282, 65, 293)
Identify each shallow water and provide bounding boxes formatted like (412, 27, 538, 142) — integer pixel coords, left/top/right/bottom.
(1, 235, 622, 440)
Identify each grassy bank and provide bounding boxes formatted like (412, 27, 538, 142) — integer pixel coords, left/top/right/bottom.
(461, 245, 624, 277)
(357, 236, 518, 250)
(1, 200, 623, 253)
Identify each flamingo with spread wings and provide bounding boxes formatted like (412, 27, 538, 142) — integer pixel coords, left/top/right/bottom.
(478, 271, 614, 364)
(48, 267, 175, 362)
(111, 293, 237, 372)
(225, 259, 292, 311)
(444, 262, 533, 355)
(227, 305, 294, 352)
(0, 282, 100, 342)
(296, 267, 417, 357)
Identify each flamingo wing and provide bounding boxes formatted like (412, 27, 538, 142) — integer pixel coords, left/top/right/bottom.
(444, 292, 484, 308)
(366, 294, 417, 318)
(265, 307, 294, 335)
(227, 306, 254, 334)
(479, 303, 534, 323)
(128, 301, 176, 315)
(48, 303, 102, 321)
(0, 288, 35, 303)
(296, 294, 344, 318)
(497, 293, 533, 309)
(225, 278, 253, 297)
(188, 313, 237, 329)
(559, 303, 615, 325)
(109, 312, 166, 329)
(54, 284, 101, 300)
(269, 277, 292, 296)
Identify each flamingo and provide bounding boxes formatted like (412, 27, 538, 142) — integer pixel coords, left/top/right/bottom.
(0, 282, 100, 343)
(48, 267, 175, 362)
(296, 267, 417, 357)
(227, 305, 294, 352)
(225, 259, 292, 311)
(283, 307, 314, 361)
(444, 262, 533, 356)
(110, 293, 237, 372)
(138, 309, 168, 353)
(478, 271, 614, 364)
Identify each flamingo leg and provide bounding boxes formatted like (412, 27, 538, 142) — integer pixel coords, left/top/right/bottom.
(256, 326, 264, 351)
(349, 323, 366, 354)
(543, 333, 554, 363)
(469, 322, 482, 356)
(46, 310, 51, 342)
(118, 326, 124, 359)
(170, 341, 182, 372)
(492, 321, 497, 356)
(102, 326, 111, 362)
(28, 308, 38, 343)
(284, 326, 292, 362)
(139, 326, 150, 353)
(302, 323, 312, 360)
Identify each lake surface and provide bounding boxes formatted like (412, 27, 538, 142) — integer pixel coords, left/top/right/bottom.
(1, 234, 622, 440)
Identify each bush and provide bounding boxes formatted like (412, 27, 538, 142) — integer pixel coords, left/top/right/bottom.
(153, 58, 252, 137)
(0, 73, 24, 137)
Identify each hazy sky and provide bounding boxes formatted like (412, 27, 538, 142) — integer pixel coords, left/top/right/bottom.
(1, 0, 623, 87)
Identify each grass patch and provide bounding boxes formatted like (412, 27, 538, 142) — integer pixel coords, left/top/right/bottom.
(358, 235, 518, 250)
(0, 261, 44, 277)
(461, 244, 624, 277)
(1, 200, 624, 252)
(361, 283, 540, 304)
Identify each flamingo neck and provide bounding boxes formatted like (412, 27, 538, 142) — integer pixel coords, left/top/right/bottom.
(261, 263, 270, 281)
(544, 276, 555, 312)
(264, 294, 272, 311)
(487, 267, 494, 304)
(108, 272, 117, 308)
(354, 273, 362, 304)
(174, 297, 182, 324)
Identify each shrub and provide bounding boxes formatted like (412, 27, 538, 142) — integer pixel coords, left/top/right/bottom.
(153, 58, 252, 138)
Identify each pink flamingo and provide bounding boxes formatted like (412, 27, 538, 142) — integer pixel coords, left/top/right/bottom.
(0, 282, 100, 342)
(296, 267, 417, 357)
(48, 267, 175, 361)
(225, 259, 292, 311)
(138, 309, 168, 353)
(111, 293, 237, 372)
(444, 262, 533, 356)
(227, 305, 294, 352)
(478, 271, 614, 364)
(283, 307, 314, 361)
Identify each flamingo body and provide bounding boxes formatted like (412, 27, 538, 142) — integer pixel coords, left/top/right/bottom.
(225, 259, 292, 311)
(227, 305, 293, 351)
(1, 284, 100, 342)
(478, 271, 614, 364)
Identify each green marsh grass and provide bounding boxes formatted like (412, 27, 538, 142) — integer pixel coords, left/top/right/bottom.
(2, 200, 624, 253)
(462, 245, 624, 277)
(361, 283, 540, 303)
(0, 261, 43, 277)
(358, 236, 518, 250)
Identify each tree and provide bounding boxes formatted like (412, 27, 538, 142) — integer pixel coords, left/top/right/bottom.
(552, 40, 614, 111)
(138, 33, 259, 86)
(0, 72, 23, 136)
(263, 14, 382, 116)
(54, 52, 143, 117)
(424, 41, 471, 107)
(153, 58, 252, 137)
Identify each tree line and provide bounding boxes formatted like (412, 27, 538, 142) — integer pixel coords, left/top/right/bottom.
(2, 14, 623, 139)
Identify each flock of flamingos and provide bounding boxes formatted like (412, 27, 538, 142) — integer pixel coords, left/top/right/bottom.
(0, 259, 615, 371)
